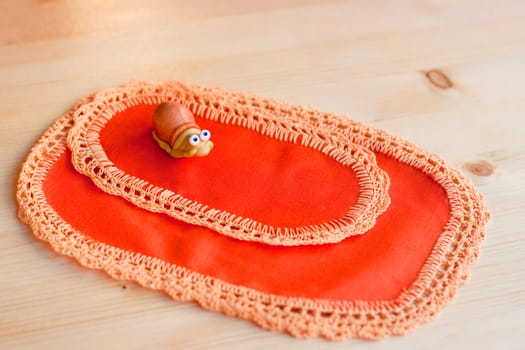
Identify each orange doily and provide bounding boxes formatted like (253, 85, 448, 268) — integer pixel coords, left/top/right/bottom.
(67, 82, 390, 245)
(17, 81, 489, 340)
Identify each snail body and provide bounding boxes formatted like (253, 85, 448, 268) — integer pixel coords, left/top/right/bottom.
(152, 102, 213, 158)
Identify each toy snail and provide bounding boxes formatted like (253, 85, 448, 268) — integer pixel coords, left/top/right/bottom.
(152, 102, 213, 158)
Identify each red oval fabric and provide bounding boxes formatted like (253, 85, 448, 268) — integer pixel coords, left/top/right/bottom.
(99, 103, 360, 228)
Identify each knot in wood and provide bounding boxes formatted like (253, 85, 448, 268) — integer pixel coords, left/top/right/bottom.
(424, 69, 453, 90)
(464, 161, 494, 177)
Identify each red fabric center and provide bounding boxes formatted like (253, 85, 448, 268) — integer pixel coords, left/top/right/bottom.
(98, 103, 360, 228)
(44, 105, 450, 301)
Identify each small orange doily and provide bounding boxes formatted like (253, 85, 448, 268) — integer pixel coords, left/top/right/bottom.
(67, 82, 390, 245)
(17, 81, 489, 340)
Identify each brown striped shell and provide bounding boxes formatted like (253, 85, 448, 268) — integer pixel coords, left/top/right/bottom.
(152, 102, 199, 146)
(152, 102, 213, 158)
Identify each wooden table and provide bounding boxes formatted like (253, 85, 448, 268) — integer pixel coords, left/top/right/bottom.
(1, 1, 524, 349)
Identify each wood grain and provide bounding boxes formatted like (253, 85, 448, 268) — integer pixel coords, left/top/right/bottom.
(1, 1, 524, 349)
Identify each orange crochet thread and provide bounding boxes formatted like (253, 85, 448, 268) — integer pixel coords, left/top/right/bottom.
(17, 81, 489, 340)
(67, 82, 391, 246)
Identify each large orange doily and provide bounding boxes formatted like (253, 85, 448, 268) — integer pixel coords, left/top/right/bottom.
(17, 81, 489, 340)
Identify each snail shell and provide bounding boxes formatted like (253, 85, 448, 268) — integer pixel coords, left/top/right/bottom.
(152, 102, 213, 158)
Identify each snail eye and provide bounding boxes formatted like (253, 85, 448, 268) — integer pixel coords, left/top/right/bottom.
(200, 129, 211, 141)
(188, 135, 200, 146)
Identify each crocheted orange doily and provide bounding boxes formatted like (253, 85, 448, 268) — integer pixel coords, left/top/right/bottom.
(67, 82, 390, 245)
(17, 81, 489, 340)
